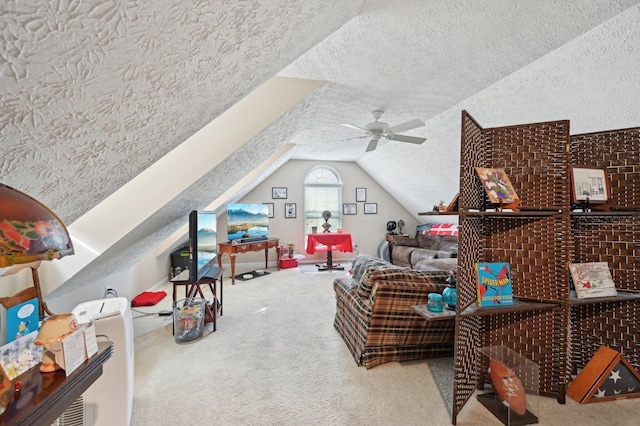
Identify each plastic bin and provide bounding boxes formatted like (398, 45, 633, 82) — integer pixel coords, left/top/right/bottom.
(174, 298, 205, 344)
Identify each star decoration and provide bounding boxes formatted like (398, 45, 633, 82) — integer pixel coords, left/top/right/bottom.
(595, 388, 607, 398)
(609, 370, 622, 383)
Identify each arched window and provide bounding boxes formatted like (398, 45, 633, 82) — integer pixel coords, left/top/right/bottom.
(304, 166, 342, 235)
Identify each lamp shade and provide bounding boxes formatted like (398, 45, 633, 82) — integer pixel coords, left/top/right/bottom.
(0, 183, 74, 268)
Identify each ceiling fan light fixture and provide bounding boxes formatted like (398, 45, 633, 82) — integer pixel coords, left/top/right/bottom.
(342, 110, 426, 152)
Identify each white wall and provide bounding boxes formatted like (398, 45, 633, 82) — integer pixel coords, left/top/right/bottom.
(217, 160, 431, 270)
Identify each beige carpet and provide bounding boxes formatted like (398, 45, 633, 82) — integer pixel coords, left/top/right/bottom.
(130, 266, 639, 425)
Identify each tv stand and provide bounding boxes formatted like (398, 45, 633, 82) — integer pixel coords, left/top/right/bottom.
(217, 238, 280, 284)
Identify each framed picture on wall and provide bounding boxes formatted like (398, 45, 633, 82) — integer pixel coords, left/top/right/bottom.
(343, 203, 357, 215)
(272, 187, 287, 199)
(364, 203, 377, 214)
(285, 203, 296, 218)
(264, 203, 274, 218)
(356, 187, 367, 202)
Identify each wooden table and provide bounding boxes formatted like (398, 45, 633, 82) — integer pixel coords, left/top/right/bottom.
(0, 341, 113, 426)
(171, 265, 223, 331)
(306, 233, 353, 270)
(217, 238, 280, 284)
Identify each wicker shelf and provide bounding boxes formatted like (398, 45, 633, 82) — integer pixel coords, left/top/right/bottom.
(459, 298, 558, 317)
(417, 211, 457, 216)
(451, 114, 639, 425)
(412, 304, 456, 321)
(462, 210, 561, 217)
(569, 290, 640, 306)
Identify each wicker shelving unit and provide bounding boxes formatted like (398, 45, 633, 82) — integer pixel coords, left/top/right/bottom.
(451, 112, 640, 424)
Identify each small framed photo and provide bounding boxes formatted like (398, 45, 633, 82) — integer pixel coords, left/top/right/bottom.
(364, 203, 377, 214)
(343, 203, 357, 215)
(356, 187, 367, 202)
(570, 165, 610, 204)
(264, 203, 274, 218)
(272, 187, 287, 199)
(285, 203, 296, 218)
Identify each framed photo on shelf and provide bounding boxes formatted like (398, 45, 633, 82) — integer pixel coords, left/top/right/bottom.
(364, 203, 377, 214)
(570, 165, 610, 204)
(284, 203, 296, 218)
(263, 203, 274, 218)
(343, 203, 357, 215)
(272, 187, 287, 199)
(356, 187, 367, 202)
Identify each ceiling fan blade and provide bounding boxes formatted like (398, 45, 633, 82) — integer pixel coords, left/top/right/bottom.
(341, 123, 367, 132)
(387, 119, 425, 134)
(366, 139, 378, 152)
(325, 135, 369, 143)
(387, 134, 426, 144)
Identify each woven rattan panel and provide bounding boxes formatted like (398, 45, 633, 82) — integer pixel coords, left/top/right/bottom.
(571, 128, 640, 209)
(484, 216, 568, 302)
(480, 308, 565, 398)
(570, 299, 640, 372)
(457, 216, 484, 307)
(570, 215, 640, 291)
(484, 120, 570, 211)
(460, 111, 486, 209)
(452, 315, 482, 423)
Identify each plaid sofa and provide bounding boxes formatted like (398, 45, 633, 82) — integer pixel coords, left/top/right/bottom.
(333, 254, 455, 368)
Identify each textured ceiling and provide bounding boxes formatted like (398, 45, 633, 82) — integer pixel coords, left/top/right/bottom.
(2, 0, 640, 295)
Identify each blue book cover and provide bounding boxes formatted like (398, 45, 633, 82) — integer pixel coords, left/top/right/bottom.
(6, 298, 39, 343)
(476, 262, 513, 307)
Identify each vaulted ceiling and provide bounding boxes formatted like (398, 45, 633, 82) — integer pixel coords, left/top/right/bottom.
(2, 1, 639, 296)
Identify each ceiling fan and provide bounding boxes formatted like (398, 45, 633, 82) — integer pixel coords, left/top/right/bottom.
(341, 110, 426, 152)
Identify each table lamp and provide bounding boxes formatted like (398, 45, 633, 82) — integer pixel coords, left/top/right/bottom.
(0, 183, 75, 315)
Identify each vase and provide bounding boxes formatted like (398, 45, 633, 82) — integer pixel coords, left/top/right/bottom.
(443, 273, 457, 310)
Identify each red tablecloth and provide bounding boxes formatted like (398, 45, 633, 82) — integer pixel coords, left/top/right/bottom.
(306, 233, 353, 254)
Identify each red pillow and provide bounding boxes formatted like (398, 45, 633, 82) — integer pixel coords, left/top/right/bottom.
(131, 291, 167, 307)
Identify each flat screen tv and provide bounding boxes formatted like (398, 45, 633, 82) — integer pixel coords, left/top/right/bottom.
(227, 203, 269, 242)
(188, 210, 218, 282)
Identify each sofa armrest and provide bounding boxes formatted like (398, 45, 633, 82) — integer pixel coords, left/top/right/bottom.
(368, 280, 446, 313)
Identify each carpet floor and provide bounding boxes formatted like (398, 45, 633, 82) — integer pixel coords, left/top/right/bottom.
(130, 265, 639, 425)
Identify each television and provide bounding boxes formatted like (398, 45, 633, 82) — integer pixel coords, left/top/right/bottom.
(227, 203, 269, 242)
(188, 210, 218, 282)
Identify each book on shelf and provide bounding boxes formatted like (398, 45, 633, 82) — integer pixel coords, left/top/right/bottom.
(569, 262, 617, 299)
(475, 167, 521, 211)
(476, 262, 514, 307)
(0, 297, 39, 345)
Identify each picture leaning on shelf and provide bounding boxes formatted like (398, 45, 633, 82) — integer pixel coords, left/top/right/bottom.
(568, 262, 617, 299)
(475, 167, 521, 211)
(475, 262, 514, 307)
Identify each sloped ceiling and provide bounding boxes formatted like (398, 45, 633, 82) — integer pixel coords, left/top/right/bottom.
(2, 0, 640, 295)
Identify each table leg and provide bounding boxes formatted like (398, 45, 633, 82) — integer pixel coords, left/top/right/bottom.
(276, 245, 281, 270)
(230, 254, 236, 284)
(264, 246, 269, 269)
(317, 250, 345, 271)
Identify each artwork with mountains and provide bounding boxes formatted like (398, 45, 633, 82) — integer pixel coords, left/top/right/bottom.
(227, 204, 269, 241)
